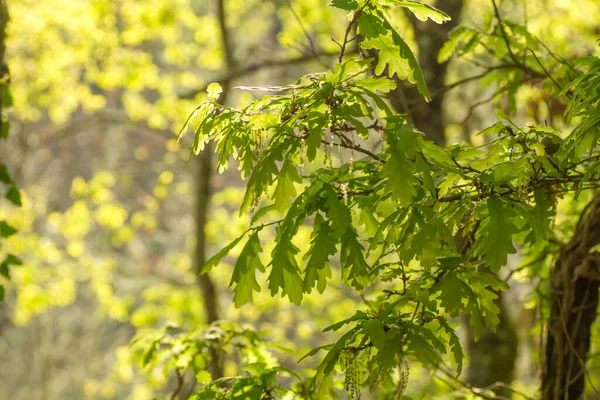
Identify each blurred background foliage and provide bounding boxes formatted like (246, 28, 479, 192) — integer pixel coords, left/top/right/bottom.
(0, 0, 599, 399)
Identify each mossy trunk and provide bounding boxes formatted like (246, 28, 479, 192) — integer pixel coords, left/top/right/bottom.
(542, 195, 600, 399)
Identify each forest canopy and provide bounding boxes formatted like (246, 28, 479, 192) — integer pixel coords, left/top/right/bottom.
(1, 0, 600, 399)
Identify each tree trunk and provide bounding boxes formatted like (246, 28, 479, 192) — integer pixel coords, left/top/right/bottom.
(463, 287, 518, 396)
(387, 0, 463, 146)
(190, 0, 235, 382)
(543, 195, 600, 399)
(386, 1, 519, 393)
(0, 0, 10, 332)
(194, 145, 223, 380)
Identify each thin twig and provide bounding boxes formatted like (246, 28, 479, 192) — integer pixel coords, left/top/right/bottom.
(170, 369, 185, 400)
(338, 10, 362, 63)
(529, 50, 565, 94)
(283, 0, 324, 65)
(490, 0, 545, 79)
(491, 0, 520, 66)
(179, 51, 342, 99)
(321, 137, 384, 164)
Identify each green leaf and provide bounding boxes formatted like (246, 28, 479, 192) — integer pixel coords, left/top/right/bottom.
(383, 0, 450, 23)
(360, 11, 431, 101)
(438, 274, 463, 316)
(0, 263, 8, 279)
(0, 119, 8, 140)
(478, 287, 501, 330)
(196, 370, 212, 385)
(6, 185, 21, 206)
(357, 10, 388, 39)
(340, 228, 371, 290)
(306, 112, 327, 161)
(378, 337, 402, 371)
(311, 327, 360, 390)
(494, 108, 511, 124)
(3, 254, 22, 267)
(272, 160, 302, 211)
(479, 157, 528, 188)
(0, 285, 4, 301)
(364, 35, 411, 82)
(240, 142, 281, 214)
(142, 341, 159, 367)
(531, 189, 554, 241)
(468, 271, 509, 292)
(384, 134, 418, 207)
(299, 344, 331, 363)
(326, 59, 369, 84)
(438, 27, 478, 63)
(0, 221, 17, 238)
(439, 319, 463, 376)
(192, 105, 216, 155)
(361, 319, 386, 351)
(421, 140, 462, 174)
(329, 0, 358, 11)
(0, 253, 22, 280)
(303, 215, 337, 293)
(464, 287, 484, 341)
(406, 325, 444, 366)
(200, 232, 247, 274)
(477, 121, 504, 137)
(323, 311, 368, 332)
(479, 198, 518, 270)
(269, 231, 304, 305)
(323, 185, 351, 236)
(387, 27, 430, 101)
(1, 84, 13, 107)
(353, 76, 397, 93)
(415, 153, 434, 196)
(0, 164, 12, 184)
(230, 232, 265, 307)
(206, 83, 223, 101)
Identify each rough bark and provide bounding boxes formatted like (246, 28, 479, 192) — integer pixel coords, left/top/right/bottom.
(543, 195, 600, 400)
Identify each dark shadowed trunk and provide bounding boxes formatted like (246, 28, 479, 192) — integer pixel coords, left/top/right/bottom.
(543, 195, 600, 400)
(386, 0, 463, 146)
(462, 286, 518, 392)
(194, 140, 222, 340)
(385, 0, 519, 393)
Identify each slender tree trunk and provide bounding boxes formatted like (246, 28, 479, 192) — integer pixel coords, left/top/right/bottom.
(0, 0, 10, 333)
(542, 195, 600, 399)
(386, 1, 519, 394)
(191, 0, 236, 382)
(462, 287, 518, 393)
(194, 144, 222, 375)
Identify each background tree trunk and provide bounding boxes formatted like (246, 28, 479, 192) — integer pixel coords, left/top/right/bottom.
(543, 195, 600, 399)
(192, 0, 237, 382)
(0, 0, 10, 334)
(194, 144, 223, 379)
(462, 287, 518, 393)
(387, 0, 463, 146)
(386, 1, 519, 394)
